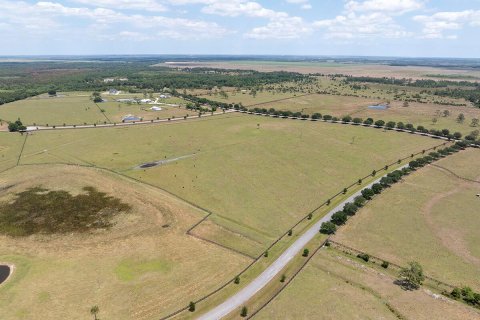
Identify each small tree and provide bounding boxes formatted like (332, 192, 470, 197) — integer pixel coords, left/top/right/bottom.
(471, 118, 479, 127)
(287, 229, 293, 236)
(331, 211, 348, 225)
(457, 113, 465, 123)
(90, 306, 99, 320)
(354, 196, 366, 207)
(399, 261, 425, 290)
(264, 251, 269, 258)
(241, 306, 248, 317)
(302, 248, 310, 257)
(234, 276, 240, 284)
(320, 221, 337, 234)
(189, 301, 196, 312)
(280, 274, 286, 283)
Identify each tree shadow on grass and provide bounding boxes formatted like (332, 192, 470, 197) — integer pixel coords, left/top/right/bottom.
(393, 279, 420, 291)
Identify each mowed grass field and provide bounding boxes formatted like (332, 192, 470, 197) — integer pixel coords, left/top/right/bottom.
(0, 165, 248, 320)
(256, 94, 480, 135)
(256, 248, 480, 320)
(18, 114, 440, 252)
(333, 148, 480, 290)
(0, 92, 192, 126)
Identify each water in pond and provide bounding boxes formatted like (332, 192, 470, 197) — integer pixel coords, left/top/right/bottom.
(368, 105, 388, 110)
(123, 116, 141, 122)
(0, 265, 10, 284)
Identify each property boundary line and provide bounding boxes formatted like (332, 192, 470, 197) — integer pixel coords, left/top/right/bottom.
(430, 164, 480, 184)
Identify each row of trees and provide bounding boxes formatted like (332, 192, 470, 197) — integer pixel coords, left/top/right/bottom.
(320, 141, 466, 236)
(450, 286, 480, 308)
(238, 106, 480, 146)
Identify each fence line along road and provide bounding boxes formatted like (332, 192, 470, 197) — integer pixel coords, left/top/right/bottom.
(196, 165, 409, 320)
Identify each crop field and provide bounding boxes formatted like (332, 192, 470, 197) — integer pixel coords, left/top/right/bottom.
(17, 114, 440, 254)
(0, 165, 248, 320)
(0, 92, 192, 126)
(256, 247, 479, 320)
(333, 148, 480, 290)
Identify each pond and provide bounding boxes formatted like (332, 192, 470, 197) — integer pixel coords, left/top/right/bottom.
(368, 105, 388, 110)
(0, 265, 10, 284)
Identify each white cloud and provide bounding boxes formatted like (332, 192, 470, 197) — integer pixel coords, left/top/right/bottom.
(285, 0, 312, 10)
(72, 0, 167, 12)
(0, 1, 228, 41)
(345, 0, 424, 15)
(413, 10, 480, 38)
(314, 12, 411, 39)
(245, 16, 311, 39)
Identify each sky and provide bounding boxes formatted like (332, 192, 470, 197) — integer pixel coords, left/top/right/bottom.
(1, 0, 480, 58)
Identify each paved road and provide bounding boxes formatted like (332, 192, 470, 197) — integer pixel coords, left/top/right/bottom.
(197, 167, 407, 320)
(24, 109, 235, 132)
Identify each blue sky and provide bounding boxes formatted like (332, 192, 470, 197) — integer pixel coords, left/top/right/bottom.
(1, 0, 480, 57)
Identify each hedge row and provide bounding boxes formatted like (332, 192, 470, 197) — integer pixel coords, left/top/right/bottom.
(319, 142, 466, 235)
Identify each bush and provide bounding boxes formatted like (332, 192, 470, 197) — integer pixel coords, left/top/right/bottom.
(311, 113, 322, 120)
(342, 115, 352, 123)
(381, 261, 389, 269)
(189, 301, 196, 312)
(374, 120, 385, 127)
(323, 114, 333, 120)
(353, 117, 362, 124)
(241, 306, 248, 317)
(302, 248, 310, 257)
(320, 221, 337, 234)
(386, 121, 396, 129)
(234, 276, 240, 284)
(357, 253, 370, 262)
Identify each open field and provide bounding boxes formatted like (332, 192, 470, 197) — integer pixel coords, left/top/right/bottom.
(0, 92, 192, 126)
(0, 165, 248, 320)
(333, 148, 480, 290)
(255, 247, 480, 320)
(17, 114, 440, 253)
(162, 61, 480, 80)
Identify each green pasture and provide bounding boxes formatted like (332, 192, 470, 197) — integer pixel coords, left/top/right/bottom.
(18, 114, 439, 248)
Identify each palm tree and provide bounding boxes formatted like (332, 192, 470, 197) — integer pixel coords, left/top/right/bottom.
(90, 305, 99, 320)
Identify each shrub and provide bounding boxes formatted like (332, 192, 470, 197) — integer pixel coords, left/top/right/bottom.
(386, 121, 396, 129)
(311, 113, 322, 120)
(280, 274, 286, 283)
(357, 253, 370, 262)
(241, 306, 248, 317)
(396, 122, 405, 129)
(302, 248, 310, 257)
(342, 115, 352, 123)
(189, 301, 196, 312)
(323, 114, 333, 120)
(381, 261, 389, 269)
(353, 117, 362, 124)
(374, 120, 385, 127)
(234, 276, 240, 284)
(288, 229, 293, 236)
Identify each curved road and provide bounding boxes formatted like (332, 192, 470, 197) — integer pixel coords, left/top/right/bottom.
(197, 166, 408, 320)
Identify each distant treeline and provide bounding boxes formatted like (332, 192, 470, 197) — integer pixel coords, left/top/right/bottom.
(343, 76, 480, 88)
(0, 61, 310, 105)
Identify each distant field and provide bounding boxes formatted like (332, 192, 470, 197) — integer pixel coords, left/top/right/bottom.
(256, 248, 479, 320)
(18, 114, 440, 253)
(162, 61, 480, 80)
(333, 148, 480, 290)
(0, 165, 248, 320)
(0, 92, 193, 126)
